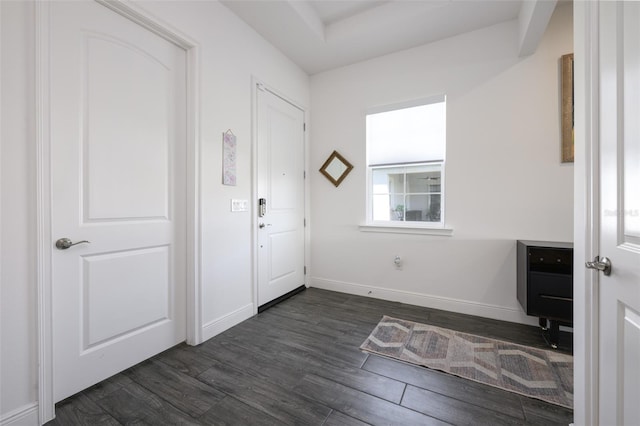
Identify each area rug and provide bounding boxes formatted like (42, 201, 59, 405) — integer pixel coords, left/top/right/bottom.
(360, 316, 573, 409)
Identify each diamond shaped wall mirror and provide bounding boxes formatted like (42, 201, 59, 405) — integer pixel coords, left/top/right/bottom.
(319, 150, 354, 187)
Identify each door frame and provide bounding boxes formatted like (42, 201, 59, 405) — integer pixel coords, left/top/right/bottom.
(573, 1, 600, 424)
(35, 1, 202, 423)
(251, 77, 310, 314)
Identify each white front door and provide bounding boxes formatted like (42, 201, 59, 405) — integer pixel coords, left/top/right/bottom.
(597, 2, 640, 424)
(256, 86, 306, 307)
(50, 1, 187, 402)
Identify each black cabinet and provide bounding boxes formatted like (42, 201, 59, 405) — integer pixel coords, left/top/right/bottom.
(517, 240, 573, 348)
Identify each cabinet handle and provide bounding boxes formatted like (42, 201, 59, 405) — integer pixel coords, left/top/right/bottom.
(539, 294, 573, 302)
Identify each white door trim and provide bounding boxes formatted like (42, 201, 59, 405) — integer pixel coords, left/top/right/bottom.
(251, 77, 310, 314)
(573, 1, 600, 424)
(35, 1, 202, 423)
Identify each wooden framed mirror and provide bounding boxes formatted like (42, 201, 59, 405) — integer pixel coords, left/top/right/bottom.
(319, 150, 353, 187)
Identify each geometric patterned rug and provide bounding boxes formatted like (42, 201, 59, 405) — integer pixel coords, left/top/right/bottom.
(360, 316, 573, 409)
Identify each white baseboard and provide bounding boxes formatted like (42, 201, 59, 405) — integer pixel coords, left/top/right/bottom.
(201, 303, 254, 342)
(309, 277, 538, 326)
(0, 403, 39, 426)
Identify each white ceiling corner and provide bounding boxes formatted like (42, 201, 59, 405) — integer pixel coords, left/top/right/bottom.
(518, 0, 559, 57)
(221, 0, 557, 75)
(288, 0, 326, 41)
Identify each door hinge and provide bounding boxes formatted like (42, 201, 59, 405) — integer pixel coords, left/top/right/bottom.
(304, 266, 307, 275)
(303, 218, 306, 227)
(303, 123, 306, 132)
(303, 171, 306, 179)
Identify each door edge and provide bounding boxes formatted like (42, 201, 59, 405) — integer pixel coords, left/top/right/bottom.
(35, 2, 54, 422)
(573, 1, 600, 425)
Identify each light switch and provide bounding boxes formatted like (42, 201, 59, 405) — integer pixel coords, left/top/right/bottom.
(231, 199, 248, 212)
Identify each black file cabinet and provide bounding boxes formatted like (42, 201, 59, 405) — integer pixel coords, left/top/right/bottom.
(517, 240, 573, 348)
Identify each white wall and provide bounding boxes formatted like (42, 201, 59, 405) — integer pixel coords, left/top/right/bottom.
(309, 3, 574, 324)
(0, 0, 309, 423)
(1, 2, 39, 423)
(135, 0, 310, 338)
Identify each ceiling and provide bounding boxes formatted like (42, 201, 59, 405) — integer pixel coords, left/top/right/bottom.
(220, 0, 558, 75)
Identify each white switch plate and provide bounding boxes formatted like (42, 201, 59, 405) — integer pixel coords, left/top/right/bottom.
(231, 199, 249, 212)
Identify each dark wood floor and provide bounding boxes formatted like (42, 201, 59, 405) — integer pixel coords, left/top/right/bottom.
(47, 288, 573, 425)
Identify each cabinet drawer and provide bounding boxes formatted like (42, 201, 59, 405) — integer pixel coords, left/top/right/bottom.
(529, 272, 572, 298)
(528, 272, 573, 320)
(528, 247, 573, 274)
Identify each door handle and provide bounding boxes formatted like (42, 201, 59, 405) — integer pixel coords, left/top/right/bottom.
(55, 238, 90, 250)
(585, 256, 612, 276)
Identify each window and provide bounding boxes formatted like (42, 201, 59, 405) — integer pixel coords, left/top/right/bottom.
(366, 96, 446, 226)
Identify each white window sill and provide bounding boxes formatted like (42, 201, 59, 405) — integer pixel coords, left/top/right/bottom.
(359, 223, 454, 236)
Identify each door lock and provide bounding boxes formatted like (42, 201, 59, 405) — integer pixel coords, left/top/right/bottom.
(258, 198, 266, 217)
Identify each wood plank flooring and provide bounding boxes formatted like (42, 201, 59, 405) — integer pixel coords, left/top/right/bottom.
(46, 288, 573, 425)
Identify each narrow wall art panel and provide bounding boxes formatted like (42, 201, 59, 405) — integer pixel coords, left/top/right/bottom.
(223, 130, 237, 185)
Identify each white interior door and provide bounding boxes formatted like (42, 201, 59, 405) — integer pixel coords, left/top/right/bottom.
(597, 2, 640, 424)
(256, 86, 306, 307)
(50, 1, 187, 402)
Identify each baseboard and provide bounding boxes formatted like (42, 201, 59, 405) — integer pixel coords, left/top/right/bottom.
(201, 303, 254, 342)
(309, 277, 538, 326)
(0, 403, 39, 426)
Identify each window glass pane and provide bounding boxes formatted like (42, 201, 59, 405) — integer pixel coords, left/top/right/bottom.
(406, 166, 441, 193)
(390, 194, 405, 221)
(373, 194, 405, 221)
(372, 194, 391, 221)
(388, 172, 405, 194)
(406, 194, 441, 222)
(427, 194, 441, 222)
(405, 194, 426, 221)
(371, 167, 404, 194)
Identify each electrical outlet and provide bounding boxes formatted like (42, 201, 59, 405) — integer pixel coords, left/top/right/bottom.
(231, 199, 248, 212)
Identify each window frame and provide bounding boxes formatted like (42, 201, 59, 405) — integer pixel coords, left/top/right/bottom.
(364, 96, 448, 231)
